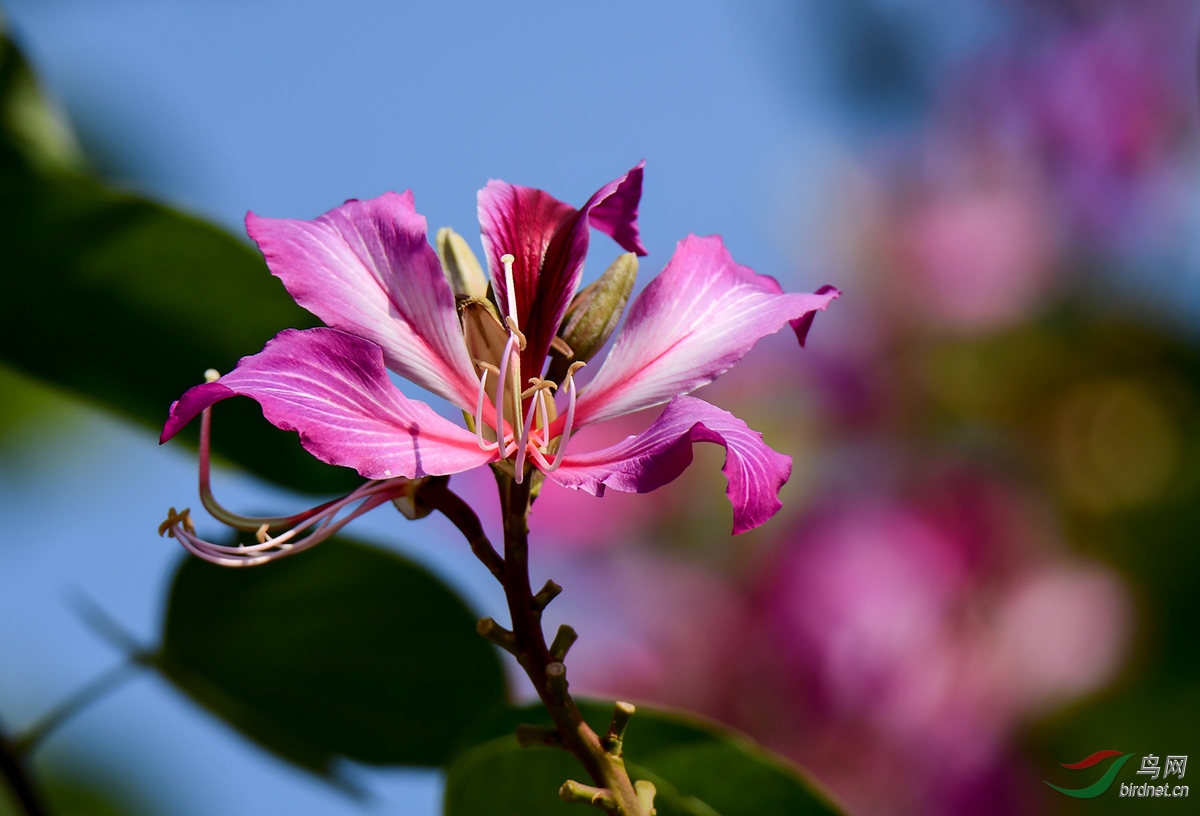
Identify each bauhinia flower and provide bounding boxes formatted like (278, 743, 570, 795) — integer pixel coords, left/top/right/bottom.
(159, 162, 838, 563)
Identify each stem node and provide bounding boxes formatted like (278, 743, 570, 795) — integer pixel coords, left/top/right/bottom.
(545, 660, 569, 698)
(560, 779, 618, 813)
(549, 624, 578, 661)
(532, 579, 563, 612)
(603, 700, 636, 756)
(476, 617, 517, 653)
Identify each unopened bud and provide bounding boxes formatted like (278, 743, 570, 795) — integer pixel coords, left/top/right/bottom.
(548, 253, 637, 383)
(437, 227, 488, 300)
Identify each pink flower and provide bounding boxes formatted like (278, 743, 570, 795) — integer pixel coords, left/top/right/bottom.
(161, 164, 838, 553)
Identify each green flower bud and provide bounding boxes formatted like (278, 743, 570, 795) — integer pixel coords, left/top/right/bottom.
(436, 227, 488, 300)
(547, 253, 637, 383)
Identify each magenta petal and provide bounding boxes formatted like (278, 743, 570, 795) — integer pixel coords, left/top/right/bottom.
(547, 396, 792, 534)
(478, 163, 647, 378)
(161, 328, 496, 479)
(245, 192, 480, 411)
(575, 235, 840, 426)
(581, 160, 647, 256)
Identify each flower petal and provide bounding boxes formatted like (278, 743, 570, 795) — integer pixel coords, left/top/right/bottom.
(478, 162, 647, 378)
(574, 235, 839, 426)
(246, 192, 479, 411)
(546, 396, 791, 534)
(161, 328, 496, 479)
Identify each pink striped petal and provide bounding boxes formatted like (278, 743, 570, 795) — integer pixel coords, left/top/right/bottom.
(546, 396, 792, 534)
(478, 163, 647, 378)
(161, 328, 496, 479)
(574, 235, 839, 426)
(246, 192, 479, 411)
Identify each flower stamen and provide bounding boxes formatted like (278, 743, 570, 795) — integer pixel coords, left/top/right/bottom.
(198, 405, 339, 533)
(495, 332, 520, 456)
(530, 361, 584, 474)
(472, 365, 500, 452)
(162, 478, 411, 567)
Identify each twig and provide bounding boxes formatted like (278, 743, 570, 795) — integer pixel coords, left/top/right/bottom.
(418, 479, 505, 581)
(0, 719, 49, 816)
(14, 661, 140, 755)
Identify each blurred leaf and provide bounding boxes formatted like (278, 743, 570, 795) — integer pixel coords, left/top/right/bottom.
(156, 538, 507, 777)
(444, 700, 849, 816)
(0, 18, 82, 172)
(0, 765, 155, 816)
(0, 363, 80, 446)
(0, 26, 355, 494)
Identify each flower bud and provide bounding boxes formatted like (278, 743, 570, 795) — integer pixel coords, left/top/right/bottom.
(436, 227, 488, 300)
(548, 252, 637, 383)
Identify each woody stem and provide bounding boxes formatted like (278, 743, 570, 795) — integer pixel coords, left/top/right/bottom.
(497, 476, 647, 816)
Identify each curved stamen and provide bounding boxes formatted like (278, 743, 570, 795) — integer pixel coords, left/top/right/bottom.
(472, 366, 500, 452)
(165, 480, 409, 567)
(494, 332, 520, 456)
(531, 361, 584, 474)
(199, 404, 342, 533)
(537, 388, 551, 453)
(514, 379, 559, 482)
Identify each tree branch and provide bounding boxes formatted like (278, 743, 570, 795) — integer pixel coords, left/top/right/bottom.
(0, 719, 49, 816)
(418, 479, 504, 581)
(498, 475, 649, 816)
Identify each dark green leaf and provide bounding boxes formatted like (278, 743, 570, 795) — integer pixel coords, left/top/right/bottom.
(444, 700, 850, 816)
(157, 538, 507, 777)
(0, 27, 355, 493)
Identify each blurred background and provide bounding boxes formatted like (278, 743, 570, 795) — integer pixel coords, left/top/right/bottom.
(2, 0, 1199, 814)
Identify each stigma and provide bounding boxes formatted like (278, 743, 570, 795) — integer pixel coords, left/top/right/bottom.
(501, 253, 519, 333)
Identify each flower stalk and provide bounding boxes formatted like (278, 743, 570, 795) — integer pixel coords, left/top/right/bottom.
(420, 473, 651, 812)
(490, 473, 652, 816)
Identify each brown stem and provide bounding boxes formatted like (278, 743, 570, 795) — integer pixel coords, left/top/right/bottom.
(420, 479, 505, 581)
(0, 719, 49, 816)
(498, 475, 647, 816)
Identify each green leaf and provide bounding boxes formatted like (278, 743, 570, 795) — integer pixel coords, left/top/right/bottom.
(443, 700, 850, 816)
(156, 538, 507, 777)
(0, 27, 355, 493)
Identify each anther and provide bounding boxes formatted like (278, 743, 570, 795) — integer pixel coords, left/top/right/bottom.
(158, 507, 195, 538)
(204, 368, 221, 383)
(504, 317, 527, 350)
(520, 378, 557, 400)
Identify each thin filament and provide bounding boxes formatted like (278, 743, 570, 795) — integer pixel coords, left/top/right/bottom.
(513, 382, 544, 481)
(494, 332, 520, 456)
(167, 479, 409, 567)
(529, 364, 581, 474)
(199, 406, 340, 532)
(473, 368, 500, 452)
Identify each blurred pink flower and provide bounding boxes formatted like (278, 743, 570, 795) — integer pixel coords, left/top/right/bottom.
(898, 175, 1059, 331)
(521, 550, 752, 715)
(736, 477, 1131, 815)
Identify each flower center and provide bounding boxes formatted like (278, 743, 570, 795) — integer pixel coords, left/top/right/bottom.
(468, 251, 582, 481)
